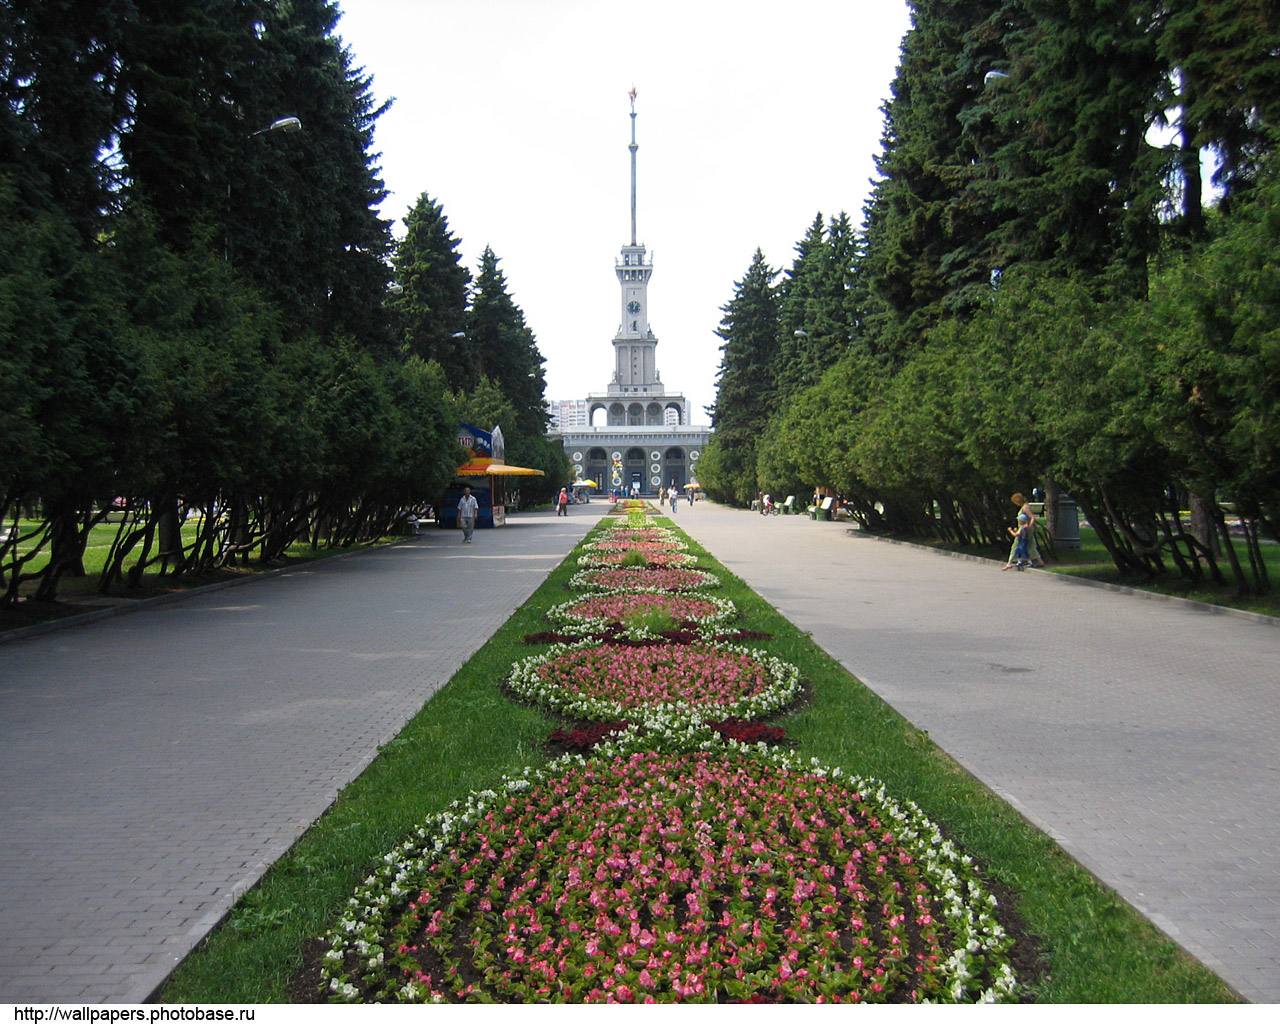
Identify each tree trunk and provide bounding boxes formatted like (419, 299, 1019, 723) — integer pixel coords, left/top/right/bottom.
(34, 510, 87, 601)
(1187, 490, 1219, 556)
(157, 494, 183, 573)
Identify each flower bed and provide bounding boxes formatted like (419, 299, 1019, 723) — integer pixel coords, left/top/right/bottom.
(588, 540, 691, 555)
(320, 728, 1016, 1004)
(598, 526, 680, 542)
(547, 591, 737, 631)
(316, 514, 1019, 1006)
(588, 538, 688, 553)
(577, 550, 698, 568)
(569, 566, 720, 592)
(507, 638, 801, 722)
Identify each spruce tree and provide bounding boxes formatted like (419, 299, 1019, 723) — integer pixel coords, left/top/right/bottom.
(986, 0, 1170, 288)
(702, 249, 781, 504)
(1, 0, 130, 234)
(775, 213, 829, 400)
(467, 246, 549, 440)
(117, 0, 395, 352)
(775, 211, 861, 403)
(391, 193, 473, 386)
(860, 0, 1017, 364)
(1156, 0, 1280, 220)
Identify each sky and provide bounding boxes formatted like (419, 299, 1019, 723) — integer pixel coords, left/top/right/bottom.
(333, 0, 915, 425)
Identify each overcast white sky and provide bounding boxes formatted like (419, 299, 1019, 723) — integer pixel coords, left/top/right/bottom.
(334, 0, 914, 424)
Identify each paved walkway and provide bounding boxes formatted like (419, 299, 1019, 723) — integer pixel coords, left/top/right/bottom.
(0, 506, 610, 1003)
(4, 499, 1276, 1003)
(675, 502, 1279, 1003)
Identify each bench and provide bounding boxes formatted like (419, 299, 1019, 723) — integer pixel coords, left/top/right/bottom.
(810, 496, 835, 521)
(782, 495, 796, 514)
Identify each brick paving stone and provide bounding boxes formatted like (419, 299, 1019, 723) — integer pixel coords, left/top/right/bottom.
(676, 502, 1280, 1003)
(0, 507, 609, 1002)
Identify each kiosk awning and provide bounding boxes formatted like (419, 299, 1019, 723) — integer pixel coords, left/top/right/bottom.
(455, 459, 545, 477)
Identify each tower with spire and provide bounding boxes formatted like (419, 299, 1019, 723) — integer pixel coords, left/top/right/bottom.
(549, 89, 709, 497)
(611, 87, 659, 397)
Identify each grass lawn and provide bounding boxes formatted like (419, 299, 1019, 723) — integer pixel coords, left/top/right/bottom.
(1044, 529, 1280, 616)
(933, 525, 1280, 618)
(158, 513, 1236, 1004)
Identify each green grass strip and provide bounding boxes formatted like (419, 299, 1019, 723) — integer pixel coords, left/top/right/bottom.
(158, 515, 1238, 1004)
(931, 525, 1280, 618)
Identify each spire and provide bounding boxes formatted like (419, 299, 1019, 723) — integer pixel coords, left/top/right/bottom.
(628, 86, 638, 247)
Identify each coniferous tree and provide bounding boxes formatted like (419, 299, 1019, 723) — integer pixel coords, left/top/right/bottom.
(391, 193, 473, 386)
(227, 0, 396, 352)
(774, 211, 862, 404)
(701, 249, 781, 505)
(1155, 0, 1280, 224)
(860, 0, 1017, 364)
(118, 0, 395, 352)
(467, 246, 549, 441)
(0, 0, 129, 234)
(774, 214, 829, 400)
(984, 0, 1170, 288)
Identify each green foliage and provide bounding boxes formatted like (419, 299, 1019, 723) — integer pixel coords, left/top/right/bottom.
(1156, 0, 1280, 214)
(711, 1, 1280, 591)
(774, 212, 863, 403)
(391, 193, 472, 385)
(118, 0, 396, 352)
(468, 246, 549, 440)
(1141, 181, 1280, 523)
(701, 250, 781, 505)
(0, 0, 129, 235)
(505, 434, 571, 507)
(444, 371, 566, 506)
(1, 5, 551, 602)
(860, 0, 1020, 364)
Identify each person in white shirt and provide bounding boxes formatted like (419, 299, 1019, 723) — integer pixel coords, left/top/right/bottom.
(457, 486, 479, 543)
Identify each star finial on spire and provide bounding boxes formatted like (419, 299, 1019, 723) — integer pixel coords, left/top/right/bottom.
(629, 86, 637, 112)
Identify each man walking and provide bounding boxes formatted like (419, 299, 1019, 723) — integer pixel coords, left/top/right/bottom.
(458, 485, 478, 544)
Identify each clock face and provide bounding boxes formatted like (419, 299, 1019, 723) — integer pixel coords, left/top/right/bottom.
(627, 300, 641, 314)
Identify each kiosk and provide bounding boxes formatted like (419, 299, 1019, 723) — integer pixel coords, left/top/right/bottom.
(438, 424, 544, 530)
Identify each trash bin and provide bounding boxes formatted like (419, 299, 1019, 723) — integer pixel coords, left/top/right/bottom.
(1055, 496, 1081, 551)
